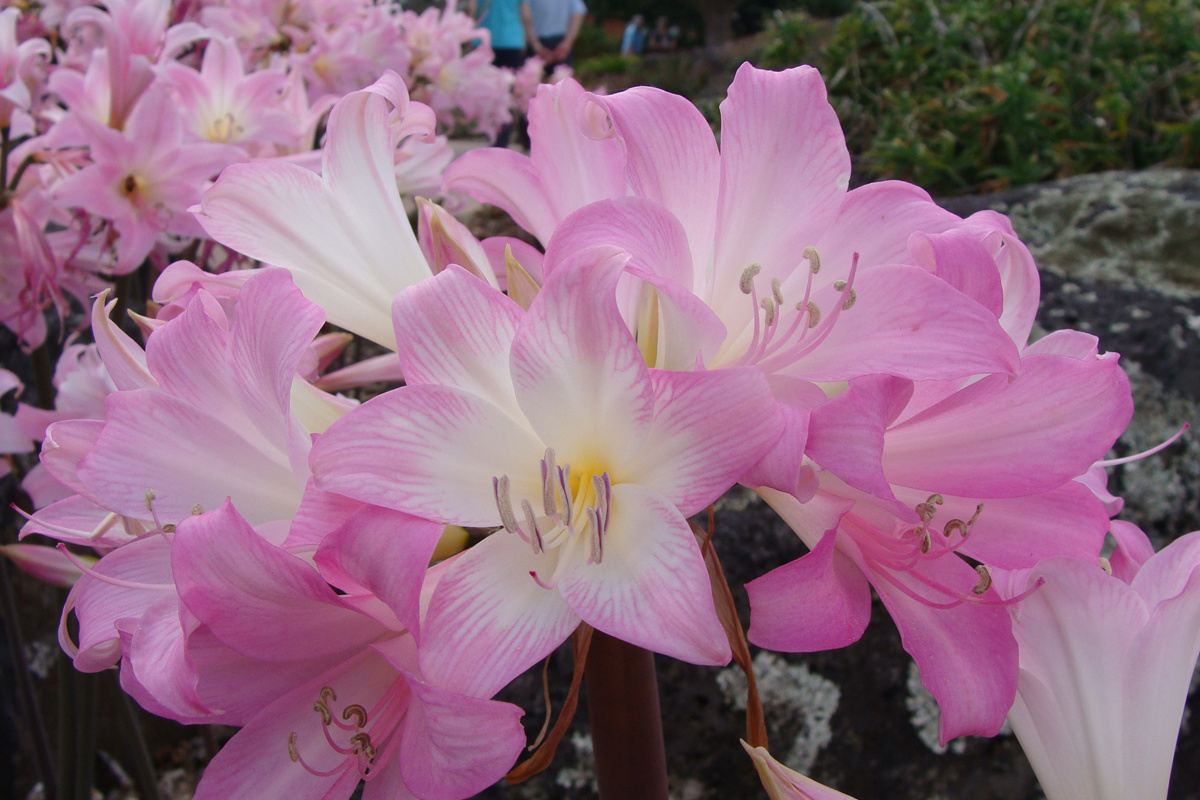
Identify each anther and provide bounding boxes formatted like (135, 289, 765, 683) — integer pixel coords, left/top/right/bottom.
(541, 450, 557, 516)
(833, 280, 847, 291)
(803, 246, 820, 274)
(915, 494, 944, 523)
(771, 277, 784, 305)
(190, 504, 204, 515)
(806, 301, 821, 328)
(1098, 556, 1113, 575)
(313, 700, 332, 726)
(586, 506, 603, 564)
(760, 297, 777, 326)
(918, 526, 932, 554)
(493, 476, 520, 534)
(288, 732, 300, 762)
(161, 524, 176, 533)
(349, 732, 376, 761)
(521, 499, 544, 552)
(842, 288, 858, 311)
(144, 489, 156, 512)
(971, 565, 993, 595)
(342, 704, 368, 728)
(739, 263, 761, 294)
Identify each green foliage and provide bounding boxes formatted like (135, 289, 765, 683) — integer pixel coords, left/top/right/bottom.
(572, 23, 621, 60)
(764, 0, 1200, 194)
(576, 53, 714, 98)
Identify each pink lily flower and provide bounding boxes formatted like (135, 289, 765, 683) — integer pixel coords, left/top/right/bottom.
(52, 85, 244, 273)
(171, 499, 526, 800)
(746, 330, 1133, 742)
(310, 250, 782, 697)
(995, 523, 1200, 800)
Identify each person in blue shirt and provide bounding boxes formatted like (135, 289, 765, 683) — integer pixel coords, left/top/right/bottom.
(621, 14, 646, 55)
(521, 0, 586, 67)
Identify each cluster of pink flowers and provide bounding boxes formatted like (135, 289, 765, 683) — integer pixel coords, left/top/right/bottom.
(4, 41, 1197, 800)
(0, 0, 557, 351)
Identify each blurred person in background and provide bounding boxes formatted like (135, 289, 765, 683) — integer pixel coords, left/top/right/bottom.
(469, 0, 525, 147)
(521, 0, 586, 67)
(621, 13, 646, 55)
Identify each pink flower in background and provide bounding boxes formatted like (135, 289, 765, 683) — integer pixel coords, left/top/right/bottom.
(743, 743, 859, 800)
(995, 523, 1200, 800)
(311, 252, 781, 696)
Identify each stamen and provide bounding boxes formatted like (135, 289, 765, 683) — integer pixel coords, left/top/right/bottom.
(805, 301, 821, 328)
(833, 280, 847, 291)
(558, 464, 572, 524)
(144, 489, 156, 512)
(771, 277, 784, 305)
(521, 499, 544, 552)
(586, 506, 603, 564)
(760, 297, 777, 327)
(1096, 422, 1189, 466)
(541, 450, 557, 516)
(493, 476, 520, 534)
(55, 544, 173, 592)
(342, 704, 368, 728)
(739, 263, 761, 294)
(313, 700, 332, 726)
(915, 494, 944, 523)
(803, 246, 820, 274)
(190, 504, 204, 515)
(1098, 556, 1113, 575)
(971, 565, 993, 595)
(350, 732, 376, 761)
(841, 288, 858, 311)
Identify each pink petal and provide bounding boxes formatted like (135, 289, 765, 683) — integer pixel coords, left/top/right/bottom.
(390, 264, 523, 418)
(625, 366, 781, 515)
(311, 384, 545, 527)
(557, 483, 730, 665)
(712, 65, 850, 299)
(747, 531, 873, 652)
(907, 229, 1004, 318)
(172, 500, 383, 661)
(510, 247, 654, 472)
(883, 351, 1133, 498)
(314, 506, 444, 640)
(419, 531, 579, 699)
(399, 679, 526, 799)
(591, 85, 720, 271)
(784, 265, 1020, 382)
(442, 147, 558, 244)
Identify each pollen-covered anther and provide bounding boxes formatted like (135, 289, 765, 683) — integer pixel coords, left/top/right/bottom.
(342, 704, 368, 728)
(349, 732, 376, 761)
(190, 504, 203, 515)
(493, 475, 520, 534)
(971, 565, 993, 595)
(833, 279, 847, 291)
(915, 494, 944, 523)
(1099, 556, 1113, 575)
(805, 301, 821, 328)
(760, 297, 777, 326)
(739, 263, 762, 294)
(841, 288, 858, 311)
(144, 489, 156, 512)
(803, 246, 820, 274)
(771, 277, 784, 305)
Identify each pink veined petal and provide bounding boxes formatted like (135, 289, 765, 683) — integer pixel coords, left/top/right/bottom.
(739, 376, 827, 496)
(1108, 519, 1156, 583)
(1123, 536, 1200, 800)
(398, 678, 526, 800)
(77, 391, 300, 526)
(390, 264, 523, 420)
(811, 181, 963, 281)
(591, 85, 720, 273)
(623, 262, 729, 372)
(284, 479, 364, 551)
(313, 506, 444, 642)
(20, 464, 75, 511)
(526, 79, 627, 228)
(122, 594, 210, 721)
(711, 64, 850, 312)
(91, 292, 156, 391)
(311, 384, 545, 527)
(40, 419, 104, 498)
(624, 366, 781, 515)
(963, 211, 1041, 347)
(542, 197, 695, 290)
(806, 375, 914, 503)
(172, 500, 383, 661)
(510, 246, 654, 473)
(556, 483, 730, 666)
(907, 228, 1004, 318)
(883, 351, 1133, 498)
(442, 147, 559, 244)
(781, 265, 1021, 382)
(19, 495, 134, 547)
(66, 534, 175, 672)
(1, 543, 85, 587)
(228, 269, 325, 480)
(870, 553, 1018, 743)
(1002, 558, 1150, 799)
(480, 236, 544, 288)
(1023, 328, 1100, 358)
(746, 530, 873, 652)
(419, 531, 580, 699)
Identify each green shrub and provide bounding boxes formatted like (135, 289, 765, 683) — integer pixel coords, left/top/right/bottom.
(764, 0, 1200, 194)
